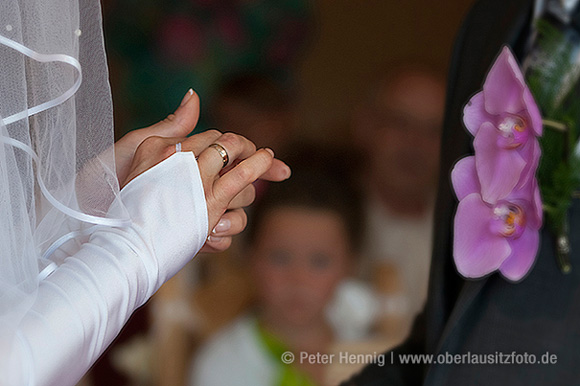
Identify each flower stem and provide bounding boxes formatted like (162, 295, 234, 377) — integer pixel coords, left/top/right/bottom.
(542, 119, 568, 132)
(541, 204, 557, 215)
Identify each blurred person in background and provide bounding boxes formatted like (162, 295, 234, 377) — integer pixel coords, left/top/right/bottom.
(188, 144, 377, 386)
(152, 73, 300, 386)
(351, 65, 445, 340)
(345, 1, 580, 384)
(92, 2, 311, 383)
(210, 73, 298, 156)
(87, 73, 299, 386)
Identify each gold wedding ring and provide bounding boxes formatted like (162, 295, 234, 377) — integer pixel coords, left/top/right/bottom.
(209, 143, 229, 168)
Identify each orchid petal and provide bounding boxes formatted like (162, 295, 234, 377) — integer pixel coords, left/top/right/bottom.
(463, 92, 488, 136)
(516, 138, 541, 190)
(483, 47, 526, 115)
(451, 156, 480, 201)
(499, 227, 540, 281)
(474, 123, 527, 203)
(523, 88, 543, 136)
(508, 176, 543, 229)
(454, 193, 511, 278)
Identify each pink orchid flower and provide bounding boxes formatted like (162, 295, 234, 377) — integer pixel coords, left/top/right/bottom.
(462, 46, 543, 203)
(451, 157, 543, 281)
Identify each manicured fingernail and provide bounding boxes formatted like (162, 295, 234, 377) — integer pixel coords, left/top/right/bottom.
(180, 88, 194, 107)
(264, 148, 274, 157)
(207, 235, 224, 243)
(212, 219, 231, 234)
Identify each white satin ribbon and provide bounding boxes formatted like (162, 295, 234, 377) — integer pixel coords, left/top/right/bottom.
(0, 135, 130, 227)
(0, 33, 131, 267)
(0, 34, 82, 126)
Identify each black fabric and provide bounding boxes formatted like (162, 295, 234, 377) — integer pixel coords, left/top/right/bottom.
(343, 0, 580, 384)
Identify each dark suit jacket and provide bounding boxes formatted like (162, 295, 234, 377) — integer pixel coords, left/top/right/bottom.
(343, 0, 580, 384)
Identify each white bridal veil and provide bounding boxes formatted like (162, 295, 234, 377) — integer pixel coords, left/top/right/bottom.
(0, 0, 129, 357)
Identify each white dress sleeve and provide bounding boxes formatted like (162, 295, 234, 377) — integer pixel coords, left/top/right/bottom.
(4, 152, 208, 386)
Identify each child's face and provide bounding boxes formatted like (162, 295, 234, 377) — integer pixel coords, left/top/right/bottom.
(250, 206, 351, 327)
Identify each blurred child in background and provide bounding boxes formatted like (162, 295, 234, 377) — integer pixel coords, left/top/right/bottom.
(188, 144, 374, 386)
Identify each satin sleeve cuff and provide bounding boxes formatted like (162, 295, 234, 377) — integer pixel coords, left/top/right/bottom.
(7, 152, 207, 386)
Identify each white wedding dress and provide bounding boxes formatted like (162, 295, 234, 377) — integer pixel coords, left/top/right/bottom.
(0, 1, 211, 384)
(3, 152, 208, 386)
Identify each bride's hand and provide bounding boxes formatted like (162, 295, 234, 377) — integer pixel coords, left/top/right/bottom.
(120, 90, 291, 253)
(114, 89, 200, 185)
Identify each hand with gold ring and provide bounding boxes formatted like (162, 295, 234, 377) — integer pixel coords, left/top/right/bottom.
(121, 90, 291, 253)
(114, 89, 201, 186)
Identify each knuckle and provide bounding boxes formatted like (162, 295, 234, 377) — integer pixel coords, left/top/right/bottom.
(205, 129, 222, 139)
(235, 164, 253, 182)
(138, 136, 175, 160)
(219, 132, 257, 155)
(163, 114, 177, 124)
(139, 135, 165, 150)
(219, 132, 240, 148)
(163, 113, 189, 133)
(249, 139, 257, 153)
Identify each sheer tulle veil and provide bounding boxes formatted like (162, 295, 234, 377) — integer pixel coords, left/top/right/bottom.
(0, 0, 129, 360)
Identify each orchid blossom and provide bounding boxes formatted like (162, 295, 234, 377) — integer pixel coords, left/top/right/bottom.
(452, 157, 542, 281)
(452, 46, 544, 282)
(463, 47, 543, 203)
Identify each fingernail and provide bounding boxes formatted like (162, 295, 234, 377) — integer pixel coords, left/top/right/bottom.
(207, 235, 224, 243)
(180, 88, 194, 107)
(212, 219, 231, 234)
(283, 165, 292, 179)
(264, 148, 274, 157)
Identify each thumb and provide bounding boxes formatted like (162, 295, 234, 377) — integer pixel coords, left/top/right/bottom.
(134, 88, 200, 141)
(115, 89, 200, 171)
(156, 88, 201, 137)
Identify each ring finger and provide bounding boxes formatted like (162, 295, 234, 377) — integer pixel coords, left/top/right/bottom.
(196, 132, 257, 179)
(178, 129, 222, 156)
